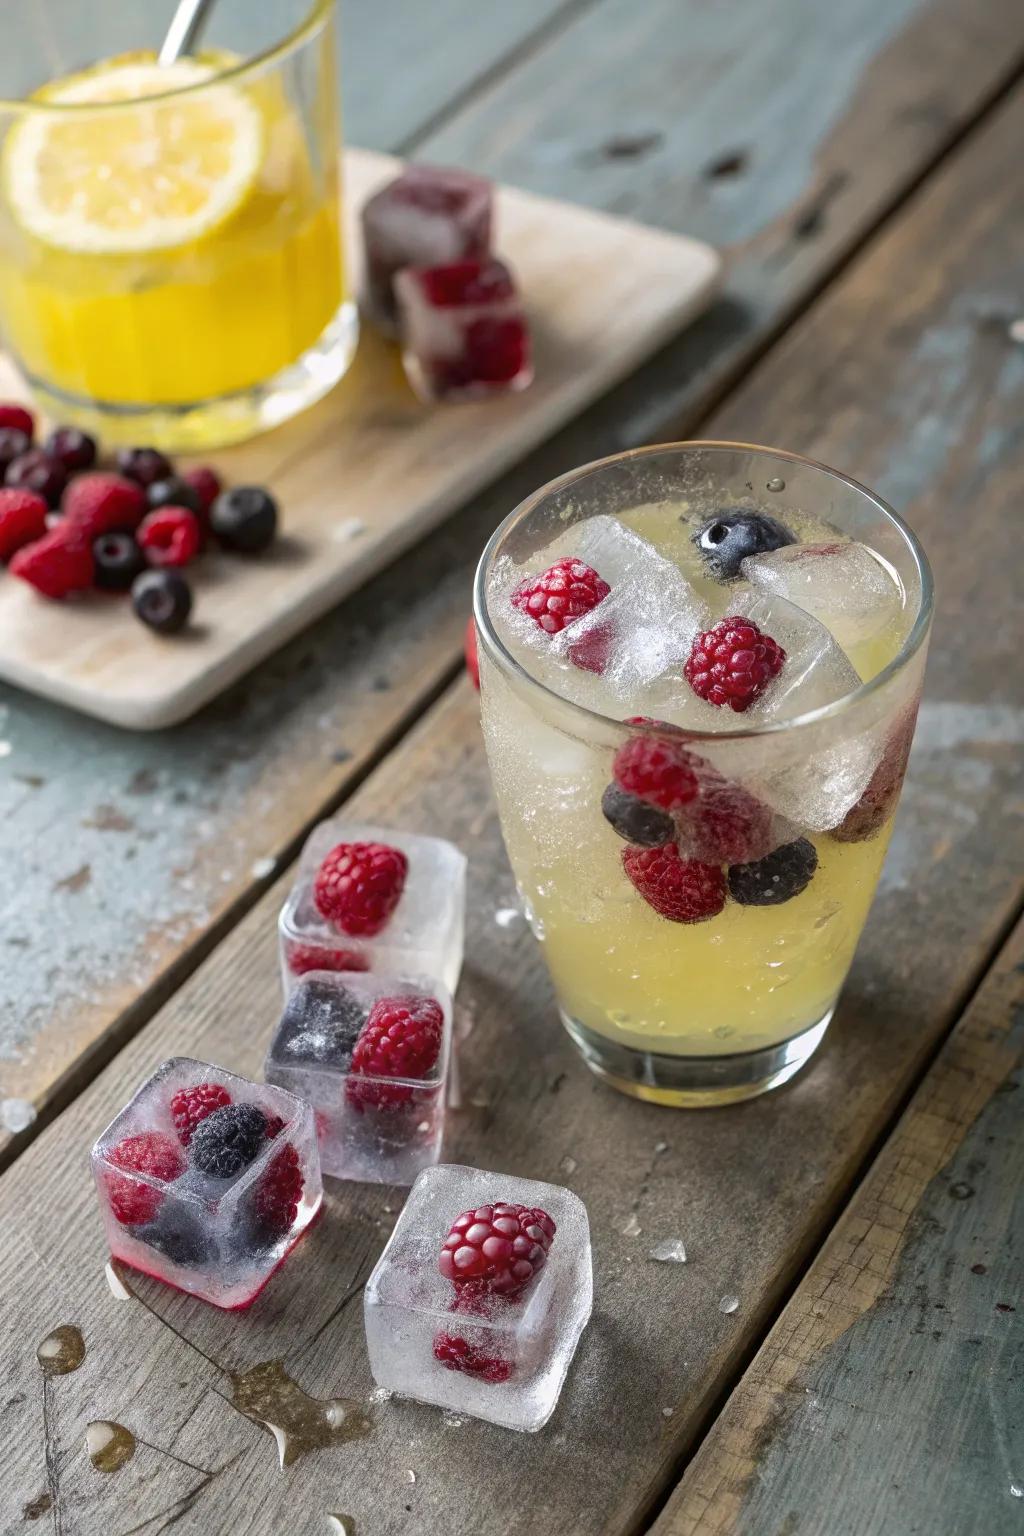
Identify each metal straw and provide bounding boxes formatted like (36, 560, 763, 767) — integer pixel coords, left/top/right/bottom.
(158, 0, 215, 65)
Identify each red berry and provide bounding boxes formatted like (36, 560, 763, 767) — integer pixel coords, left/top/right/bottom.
(346, 994, 444, 1111)
(678, 778, 775, 865)
(613, 726, 700, 812)
(264, 1114, 287, 1139)
(181, 465, 221, 514)
(63, 472, 146, 537)
(511, 557, 610, 636)
(565, 619, 612, 674)
(0, 402, 34, 439)
(251, 1142, 304, 1239)
(45, 427, 97, 472)
(138, 506, 202, 568)
(465, 616, 480, 690)
(460, 316, 528, 385)
(622, 843, 726, 923)
(313, 841, 408, 935)
(284, 940, 369, 977)
(10, 527, 94, 599)
(432, 1332, 513, 1382)
(833, 708, 917, 842)
(170, 1081, 232, 1146)
(439, 1202, 556, 1296)
(419, 259, 516, 307)
(684, 616, 786, 711)
(0, 488, 48, 560)
(6, 449, 67, 508)
(105, 1131, 185, 1225)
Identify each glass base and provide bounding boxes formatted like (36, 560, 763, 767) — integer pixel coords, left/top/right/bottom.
(559, 1009, 833, 1107)
(19, 300, 359, 453)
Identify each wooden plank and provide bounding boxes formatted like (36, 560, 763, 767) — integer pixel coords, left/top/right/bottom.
(2, 0, 1021, 1160)
(3, 81, 1024, 1531)
(651, 919, 1024, 1536)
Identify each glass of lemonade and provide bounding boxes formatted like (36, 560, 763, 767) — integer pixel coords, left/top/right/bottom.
(475, 442, 933, 1106)
(0, 0, 354, 449)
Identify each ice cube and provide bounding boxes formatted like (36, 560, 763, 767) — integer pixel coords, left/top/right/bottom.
(742, 540, 903, 652)
(364, 1164, 592, 1430)
(265, 972, 452, 1185)
(395, 259, 532, 403)
(361, 165, 492, 328)
(730, 590, 862, 720)
(279, 821, 466, 996)
(91, 1058, 321, 1309)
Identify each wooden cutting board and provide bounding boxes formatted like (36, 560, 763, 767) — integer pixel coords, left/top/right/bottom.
(0, 147, 719, 729)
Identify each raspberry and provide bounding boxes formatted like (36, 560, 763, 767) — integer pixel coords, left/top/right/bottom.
(613, 726, 700, 811)
(264, 1114, 287, 1139)
(10, 527, 94, 599)
(677, 779, 775, 865)
(188, 1103, 268, 1178)
(439, 1202, 556, 1296)
(833, 711, 916, 842)
(313, 841, 408, 935)
(346, 994, 444, 1111)
(511, 557, 610, 635)
(170, 1082, 232, 1146)
(0, 488, 48, 560)
(622, 843, 726, 923)
(63, 472, 146, 537)
(250, 1142, 304, 1241)
(565, 620, 612, 674)
(181, 465, 221, 514)
(0, 402, 34, 439)
(106, 1132, 185, 1226)
(465, 616, 480, 690)
(684, 616, 785, 711)
(284, 940, 369, 977)
(727, 838, 818, 906)
(432, 1332, 513, 1383)
(138, 507, 202, 567)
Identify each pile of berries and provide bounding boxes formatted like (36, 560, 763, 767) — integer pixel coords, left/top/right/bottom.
(0, 402, 279, 633)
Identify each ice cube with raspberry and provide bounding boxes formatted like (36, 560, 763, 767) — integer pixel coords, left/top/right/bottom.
(90, 1057, 321, 1309)
(361, 164, 493, 328)
(394, 258, 532, 403)
(364, 1164, 592, 1430)
(264, 971, 452, 1184)
(278, 820, 466, 996)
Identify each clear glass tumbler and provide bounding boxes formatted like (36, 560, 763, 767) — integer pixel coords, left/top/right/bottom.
(0, 0, 355, 449)
(474, 442, 933, 1106)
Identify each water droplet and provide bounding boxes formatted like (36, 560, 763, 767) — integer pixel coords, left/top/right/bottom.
(949, 1182, 974, 1200)
(494, 907, 522, 929)
(766, 477, 786, 492)
(443, 1415, 463, 1429)
(105, 1261, 132, 1300)
(37, 1325, 85, 1375)
(621, 1212, 642, 1238)
(719, 1294, 740, 1314)
(250, 855, 276, 880)
(327, 1516, 355, 1536)
(229, 1361, 374, 1470)
(405, 1469, 417, 1485)
(649, 1239, 687, 1264)
(654, 1141, 669, 1155)
(1, 1097, 36, 1133)
(85, 1420, 135, 1474)
(662, 1406, 674, 1418)
(560, 1155, 578, 1175)
(1009, 1481, 1023, 1498)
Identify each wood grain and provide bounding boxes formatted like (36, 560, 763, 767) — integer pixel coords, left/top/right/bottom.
(651, 919, 1024, 1536)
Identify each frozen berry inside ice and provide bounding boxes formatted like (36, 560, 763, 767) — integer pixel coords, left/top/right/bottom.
(0, 488, 48, 560)
(601, 784, 676, 847)
(0, 402, 34, 439)
(727, 837, 818, 906)
(106, 1131, 185, 1225)
(0, 428, 31, 475)
(613, 726, 700, 812)
(284, 940, 369, 977)
(138, 506, 201, 567)
(511, 557, 610, 636)
(313, 840, 408, 936)
(210, 486, 277, 552)
(92, 532, 146, 592)
(623, 843, 726, 924)
(117, 446, 173, 488)
(278, 976, 368, 1065)
(136, 1205, 216, 1268)
(439, 1202, 556, 1296)
(346, 994, 444, 1110)
(833, 711, 916, 842)
(188, 1102, 268, 1178)
(6, 449, 67, 508)
(146, 475, 204, 517)
(248, 1142, 304, 1245)
(685, 616, 786, 711)
(433, 1333, 513, 1382)
(44, 426, 97, 472)
(132, 569, 192, 634)
(63, 472, 146, 536)
(170, 1081, 233, 1146)
(677, 778, 775, 865)
(693, 509, 794, 580)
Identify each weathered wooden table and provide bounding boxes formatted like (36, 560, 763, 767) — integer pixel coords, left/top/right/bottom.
(2, 2, 1022, 1532)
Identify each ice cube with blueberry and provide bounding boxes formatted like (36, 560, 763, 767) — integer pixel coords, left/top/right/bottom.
(741, 539, 903, 651)
(265, 971, 452, 1184)
(279, 821, 466, 996)
(91, 1058, 321, 1309)
(361, 164, 492, 328)
(394, 258, 532, 403)
(364, 1164, 592, 1431)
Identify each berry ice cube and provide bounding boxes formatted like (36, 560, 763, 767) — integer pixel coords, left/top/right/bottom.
(361, 164, 492, 328)
(91, 1058, 321, 1309)
(264, 972, 452, 1185)
(279, 820, 466, 995)
(394, 259, 533, 403)
(364, 1164, 592, 1431)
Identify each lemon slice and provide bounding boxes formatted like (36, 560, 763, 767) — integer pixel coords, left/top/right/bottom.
(4, 55, 263, 253)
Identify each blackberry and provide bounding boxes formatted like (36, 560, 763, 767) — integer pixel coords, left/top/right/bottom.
(277, 977, 367, 1068)
(188, 1103, 268, 1178)
(601, 783, 675, 846)
(727, 837, 818, 906)
(136, 1206, 216, 1268)
(692, 510, 794, 580)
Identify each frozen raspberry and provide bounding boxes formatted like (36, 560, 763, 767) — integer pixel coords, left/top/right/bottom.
(833, 711, 916, 842)
(511, 557, 610, 636)
(284, 940, 368, 977)
(250, 1142, 304, 1241)
(565, 620, 612, 675)
(0, 402, 34, 439)
(313, 841, 408, 935)
(170, 1081, 232, 1146)
(438, 315, 529, 391)
(10, 527, 94, 599)
(264, 1114, 286, 1138)
(346, 994, 444, 1111)
(727, 837, 818, 906)
(44, 426, 97, 472)
(117, 446, 173, 488)
(106, 1132, 185, 1226)
(613, 724, 700, 811)
(432, 1332, 513, 1383)
(181, 465, 221, 514)
(6, 449, 67, 508)
(440, 1202, 556, 1296)
(465, 616, 480, 690)
(63, 472, 146, 536)
(678, 779, 775, 865)
(684, 616, 785, 711)
(188, 1103, 267, 1178)
(138, 506, 202, 567)
(0, 488, 48, 560)
(623, 843, 726, 923)
(693, 510, 794, 580)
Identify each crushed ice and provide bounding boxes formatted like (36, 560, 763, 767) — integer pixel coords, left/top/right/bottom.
(649, 1239, 687, 1264)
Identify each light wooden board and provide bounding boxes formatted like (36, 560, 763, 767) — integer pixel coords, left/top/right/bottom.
(0, 146, 719, 730)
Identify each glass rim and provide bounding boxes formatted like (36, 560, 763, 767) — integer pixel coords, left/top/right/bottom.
(0, 0, 333, 114)
(473, 439, 935, 743)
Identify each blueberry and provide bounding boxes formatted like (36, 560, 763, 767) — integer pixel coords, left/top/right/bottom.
(131, 569, 193, 634)
(117, 446, 174, 488)
(692, 510, 794, 580)
(136, 1206, 216, 1268)
(210, 486, 277, 553)
(277, 977, 366, 1067)
(0, 427, 31, 474)
(146, 475, 204, 517)
(45, 426, 97, 472)
(6, 449, 67, 508)
(727, 837, 818, 906)
(601, 783, 676, 847)
(188, 1103, 268, 1178)
(93, 532, 146, 592)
